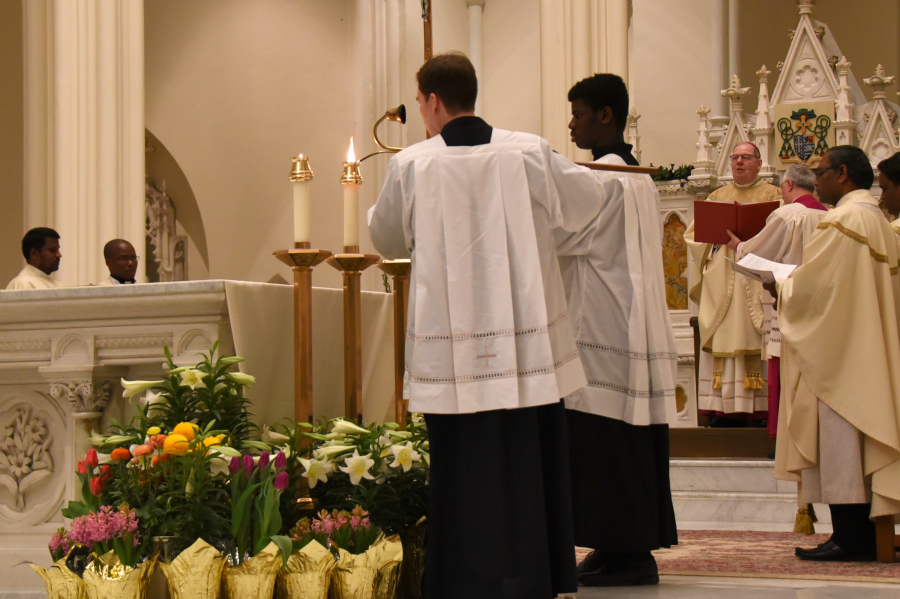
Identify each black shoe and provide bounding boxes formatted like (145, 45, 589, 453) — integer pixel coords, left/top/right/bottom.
(578, 553, 659, 587)
(576, 550, 606, 575)
(795, 540, 876, 562)
(747, 419, 767, 428)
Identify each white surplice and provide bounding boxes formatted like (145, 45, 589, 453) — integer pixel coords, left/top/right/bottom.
(557, 154, 678, 425)
(5, 264, 63, 290)
(368, 129, 607, 415)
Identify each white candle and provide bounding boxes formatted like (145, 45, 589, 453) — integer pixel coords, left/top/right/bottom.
(342, 137, 361, 249)
(343, 182, 360, 248)
(291, 154, 313, 244)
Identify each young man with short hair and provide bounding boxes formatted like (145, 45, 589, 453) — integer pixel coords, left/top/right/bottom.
(369, 53, 607, 599)
(6, 227, 64, 290)
(562, 73, 678, 587)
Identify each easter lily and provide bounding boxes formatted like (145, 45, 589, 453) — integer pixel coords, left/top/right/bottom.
(339, 450, 375, 485)
(331, 419, 370, 435)
(179, 369, 208, 390)
(261, 424, 290, 445)
(313, 444, 355, 459)
(121, 379, 165, 399)
(389, 442, 421, 472)
(299, 457, 333, 489)
(226, 372, 256, 387)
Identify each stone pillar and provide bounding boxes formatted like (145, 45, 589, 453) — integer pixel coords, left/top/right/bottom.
(710, 0, 730, 135)
(728, 0, 740, 87)
(467, 0, 485, 117)
(605, 0, 629, 88)
(23, 0, 146, 286)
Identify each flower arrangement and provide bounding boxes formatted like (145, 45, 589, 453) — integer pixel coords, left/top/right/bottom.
(48, 528, 71, 562)
(68, 504, 144, 567)
(290, 506, 381, 556)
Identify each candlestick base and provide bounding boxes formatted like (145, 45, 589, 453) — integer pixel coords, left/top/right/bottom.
(377, 260, 411, 428)
(273, 247, 333, 426)
(327, 253, 380, 422)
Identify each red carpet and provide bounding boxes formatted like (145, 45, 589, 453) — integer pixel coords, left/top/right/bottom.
(577, 530, 900, 583)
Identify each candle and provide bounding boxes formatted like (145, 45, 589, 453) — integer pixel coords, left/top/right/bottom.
(340, 137, 363, 251)
(290, 154, 314, 244)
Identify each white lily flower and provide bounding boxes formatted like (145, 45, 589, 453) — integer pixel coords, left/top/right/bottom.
(299, 457, 333, 488)
(226, 372, 256, 387)
(389, 442, 421, 472)
(179, 369, 208, 390)
(208, 455, 231, 476)
(140, 390, 167, 407)
(210, 445, 241, 458)
(261, 425, 291, 445)
(377, 433, 393, 448)
(88, 430, 108, 447)
(389, 430, 413, 439)
(220, 356, 245, 364)
(339, 450, 376, 485)
(97, 452, 113, 465)
(313, 445, 355, 459)
(331, 419, 370, 435)
(121, 379, 165, 399)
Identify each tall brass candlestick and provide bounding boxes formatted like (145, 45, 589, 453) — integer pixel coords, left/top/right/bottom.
(275, 156, 332, 424)
(328, 252, 379, 423)
(377, 259, 412, 429)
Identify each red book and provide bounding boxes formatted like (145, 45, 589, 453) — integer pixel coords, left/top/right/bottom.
(693, 200, 780, 244)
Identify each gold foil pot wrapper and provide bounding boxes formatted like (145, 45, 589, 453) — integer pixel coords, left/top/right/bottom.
(220, 542, 281, 599)
(275, 540, 336, 599)
(160, 538, 228, 599)
(329, 534, 404, 599)
(31, 557, 87, 599)
(82, 551, 157, 599)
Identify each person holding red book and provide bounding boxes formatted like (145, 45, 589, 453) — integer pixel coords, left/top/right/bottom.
(684, 142, 782, 427)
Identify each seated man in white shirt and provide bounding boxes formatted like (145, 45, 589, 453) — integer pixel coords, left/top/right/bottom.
(6, 227, 63, 290)
(98, 239, 139, 286)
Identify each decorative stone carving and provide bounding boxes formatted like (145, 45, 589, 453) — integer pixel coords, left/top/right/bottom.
(146, 180, 188, 282)
(49, 380, 112, 416)
(771, 0, 839, 105)
(827, 55, 839, 70)
(0, 339, 51, 352)
(95, 335, 172, 349)
(814, 26, 825, 40)
(0, 408, 53, 512)
(860, 65, 900, 166)
(626, 107, 642, 164)
(715, 76, 752, 177)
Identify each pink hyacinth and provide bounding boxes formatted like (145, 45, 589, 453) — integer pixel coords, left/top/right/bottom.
(49, 529, 71, 556)
(69, 505, 140, 548)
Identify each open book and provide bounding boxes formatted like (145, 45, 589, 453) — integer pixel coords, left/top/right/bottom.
(727, 254, 797, 284)
(693, 200, 780, 244)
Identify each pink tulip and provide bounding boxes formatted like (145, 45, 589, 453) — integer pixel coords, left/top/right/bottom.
(274, 451, 287, 470)
(229, 456, 242, 474)
(258, 451, 270, 469)
(242, 454, 254, 476)
(273, 471, 289, 491)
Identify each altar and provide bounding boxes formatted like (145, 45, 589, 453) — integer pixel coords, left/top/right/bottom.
(0, 281, 395, 594)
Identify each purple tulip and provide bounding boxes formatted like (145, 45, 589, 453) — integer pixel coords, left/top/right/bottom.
(229, 456, 241, 475)
(258, 451, 270, 470)
(274, 451, 287, 470)
(273, 471, 289, 491)
(242, 454, 255, 476)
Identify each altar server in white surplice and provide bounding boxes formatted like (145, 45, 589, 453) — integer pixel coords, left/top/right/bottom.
(368, 53, 606, 599)
(724, 165, 828, 440)
(5, 228, 64, 290)
(560, 73, 677, 588)
(775, 147, 900, 562)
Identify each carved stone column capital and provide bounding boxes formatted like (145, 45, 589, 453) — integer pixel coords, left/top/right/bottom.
(48, 380, 113, 418)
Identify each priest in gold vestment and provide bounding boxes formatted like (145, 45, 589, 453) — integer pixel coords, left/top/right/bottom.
(776, 147, 900, 561)
(684, 142, 781, 423)
(878, 152, 900, 245)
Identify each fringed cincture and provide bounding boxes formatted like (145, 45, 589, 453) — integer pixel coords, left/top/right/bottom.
(712, 372, 723, 389)
(743, 372, 764, 390)
(794, 505, 816, 536)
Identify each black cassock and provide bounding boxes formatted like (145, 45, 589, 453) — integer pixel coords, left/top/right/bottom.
(422, 117, 577, 599)
(567, 143, 678, 556)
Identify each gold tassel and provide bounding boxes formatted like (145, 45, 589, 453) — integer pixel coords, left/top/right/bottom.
(794, 506, 816, 535)
(712, 372, 723, 389)
(743, 372, 752, 389)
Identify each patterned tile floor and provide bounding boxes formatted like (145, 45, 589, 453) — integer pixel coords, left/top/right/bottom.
(570, 575, 900, 598)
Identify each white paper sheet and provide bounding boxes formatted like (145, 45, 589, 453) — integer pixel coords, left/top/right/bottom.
(728, 253, 797, 284)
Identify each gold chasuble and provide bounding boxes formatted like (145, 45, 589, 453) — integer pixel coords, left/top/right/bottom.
(684, 179, 782, 414)
(775, 190, 900, 518)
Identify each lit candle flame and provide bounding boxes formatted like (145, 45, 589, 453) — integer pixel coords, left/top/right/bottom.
(347, 137, 356, 163)
(298, 153, 303, 159)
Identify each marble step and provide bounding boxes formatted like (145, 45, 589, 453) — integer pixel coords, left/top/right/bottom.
(669, 459, 832, 526)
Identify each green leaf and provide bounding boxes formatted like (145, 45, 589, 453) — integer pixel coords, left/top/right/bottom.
(269, 535, 293, 568)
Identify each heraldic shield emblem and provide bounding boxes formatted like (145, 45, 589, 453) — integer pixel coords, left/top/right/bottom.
(777, 107, 832, 164)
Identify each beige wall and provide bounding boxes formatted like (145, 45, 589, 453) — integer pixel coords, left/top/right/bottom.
(145, 0, 352, 288)
(0, 1, 24, 287)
